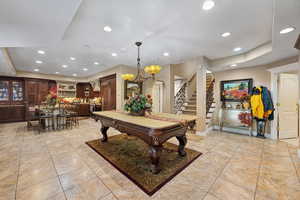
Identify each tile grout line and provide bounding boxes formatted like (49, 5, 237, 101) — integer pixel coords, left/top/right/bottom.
(77, 141, 120, 200)
(44, 135, 69, 200)
(253, 140, 265, 200)
(287, 146, 300, 183)
(203, 142, 242, 200)
(14, 126, 25, 200)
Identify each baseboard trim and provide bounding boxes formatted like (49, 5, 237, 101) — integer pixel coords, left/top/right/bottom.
(196, 126, 213, 136)
(212, 125, 272, 139)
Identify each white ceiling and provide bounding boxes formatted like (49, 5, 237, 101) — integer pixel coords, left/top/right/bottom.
(0, 0, 299, 77)
(236, 0, 300, 69)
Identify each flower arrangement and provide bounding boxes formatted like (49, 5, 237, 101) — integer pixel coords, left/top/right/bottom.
(124, 94, 152, 116)
(45, 89, 58, 106)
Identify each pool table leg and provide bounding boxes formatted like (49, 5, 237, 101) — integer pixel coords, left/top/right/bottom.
(100, 126, 109, 142)
(149, 145, 162, 174)
(176, 135, 187, 156)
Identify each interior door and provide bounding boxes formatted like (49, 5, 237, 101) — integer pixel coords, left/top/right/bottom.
(152, 81, 163, 113)
(278, 73, 299, 139)
(38, 81, 49, 104)
(26, 80, 39, 106)
(100, 74, 116, 111)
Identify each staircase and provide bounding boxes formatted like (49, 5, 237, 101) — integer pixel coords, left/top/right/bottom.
(178, 73, 216, 126)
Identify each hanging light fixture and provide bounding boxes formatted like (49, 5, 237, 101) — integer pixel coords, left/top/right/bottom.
(121, 42, 161, 82)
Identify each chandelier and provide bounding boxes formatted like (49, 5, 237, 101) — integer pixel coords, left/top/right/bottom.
(121, 42, 161, 82)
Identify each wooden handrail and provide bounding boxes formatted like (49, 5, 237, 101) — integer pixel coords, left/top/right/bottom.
(187, 73, 196, 84)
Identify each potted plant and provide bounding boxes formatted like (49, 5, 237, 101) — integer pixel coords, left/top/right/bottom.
(45, 91, 58, 107)
(124, 94, 152, 116)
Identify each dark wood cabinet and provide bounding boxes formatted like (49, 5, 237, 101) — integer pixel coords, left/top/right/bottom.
(0, 77, 26, 122)
(38, 81, 49, 103)
(26, 80, 39, 106)
(76, 83, 91, 98)
(25, 79, 52, 106)
(0, 76, 58, 123)
(76, 82, 100, 98)
(100, 74, 116, 111)
(77, 104, 90, 116)
(0, 77, 24, 105)
(0, 105, 25, 123)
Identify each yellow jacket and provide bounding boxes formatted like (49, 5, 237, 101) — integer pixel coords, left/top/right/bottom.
(250, 87, 264, 119)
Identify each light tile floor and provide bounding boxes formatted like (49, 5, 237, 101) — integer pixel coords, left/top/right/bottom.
(1, 119, 300, 200)
(281, 138, 299, 147)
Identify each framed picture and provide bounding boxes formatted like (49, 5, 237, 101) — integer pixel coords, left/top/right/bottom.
(220, 79, 253, 101)
(124, 81, 143, 99)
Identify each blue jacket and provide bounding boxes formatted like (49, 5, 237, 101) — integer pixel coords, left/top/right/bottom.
(261, 86, 274, 120)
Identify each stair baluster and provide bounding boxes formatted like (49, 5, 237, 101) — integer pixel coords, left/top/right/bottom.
(206, 79, 215, 114)
(174, 82, 187, 113)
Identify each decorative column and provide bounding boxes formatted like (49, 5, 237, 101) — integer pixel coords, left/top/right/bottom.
(196, 57, 207, 135)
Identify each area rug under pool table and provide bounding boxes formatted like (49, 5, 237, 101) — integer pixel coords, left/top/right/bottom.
(86, 134, 202, 196)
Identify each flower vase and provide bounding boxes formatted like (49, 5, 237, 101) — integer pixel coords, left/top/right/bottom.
(129, 109, 145, 116)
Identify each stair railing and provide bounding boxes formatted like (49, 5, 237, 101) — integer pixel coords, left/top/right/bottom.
(206, 79, 215, 114)
(174, 82, 187, 113)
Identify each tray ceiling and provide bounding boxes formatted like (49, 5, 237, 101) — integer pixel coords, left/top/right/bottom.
(0, 0, 299, 77)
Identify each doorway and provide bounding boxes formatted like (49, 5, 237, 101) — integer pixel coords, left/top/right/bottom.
(100, 74, 116, 111)
(276, 72, 299, 139)
(152, 81, 164, 113)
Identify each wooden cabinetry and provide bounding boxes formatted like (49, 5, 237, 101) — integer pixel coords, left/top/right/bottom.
(76, 82, 100, 98)
(0, 105, 25, 122)
(0, 78, 24, 105)
(100, 74, 116, 110)
(76, 83, 92, 98)
(25, 79, 50, 106)
(0, 77, 25, 122)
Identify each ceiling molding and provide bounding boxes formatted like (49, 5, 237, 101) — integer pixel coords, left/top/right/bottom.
(15, 70, 88, 82)
(210, 42, 272, 71)
(0, 48, 16, 76)
(267, 61, 299, 73)
(12, 64, 134, 83)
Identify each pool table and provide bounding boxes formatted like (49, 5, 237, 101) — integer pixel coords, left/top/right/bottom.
(93, 111, 197, 174)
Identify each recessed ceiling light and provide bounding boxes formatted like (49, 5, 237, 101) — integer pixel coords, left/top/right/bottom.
(112, 53, 117, 57)
(34, 68, 39, 72)
(231, 64, 237, 67)
(70, 57, 76, 61)
(104, 26, 112, 32)
(94, 62, 99, 65)
(83, 68, 88, 71)
(280, 27, 295, 34)
(37, 50, 45, 55)
(55, 72, 60, 74)
(222, 32, 231, 37)
(233, 47, 242, 52)
(73, 73, 77, 77)
(202, 0, 215, 10)
(163, 52, 170, 56)
(35, 60, 43, 64)
(62, 64, 68, 68)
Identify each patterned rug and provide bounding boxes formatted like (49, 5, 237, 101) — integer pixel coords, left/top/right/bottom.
(86, 134, 202, 196)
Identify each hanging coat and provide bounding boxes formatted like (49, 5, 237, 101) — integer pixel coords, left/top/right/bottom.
(261, 86, 274, 120)
(250, 87, 264, 119)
